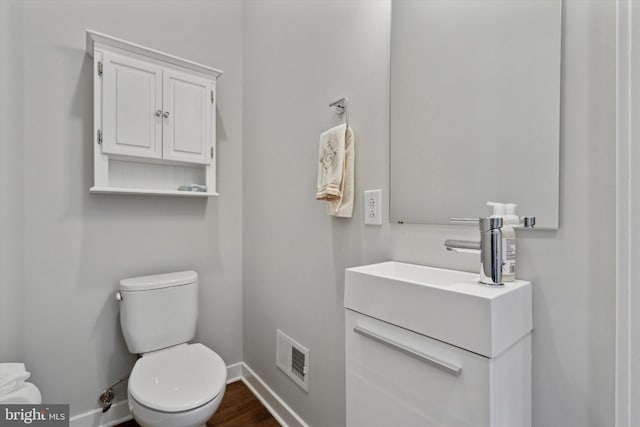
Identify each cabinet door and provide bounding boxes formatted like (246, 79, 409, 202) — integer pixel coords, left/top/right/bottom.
(346, 310, 491, 427)
(102, 51, 163, 159)
(162, 69, 213, 165)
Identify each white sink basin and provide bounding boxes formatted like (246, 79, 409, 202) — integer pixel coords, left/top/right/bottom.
(344, 261, 532, 357)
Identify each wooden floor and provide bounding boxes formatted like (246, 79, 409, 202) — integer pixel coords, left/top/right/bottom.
(118, 381, 280, 427)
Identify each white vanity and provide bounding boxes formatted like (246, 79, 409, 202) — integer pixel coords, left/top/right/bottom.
(344, 261, 532, 427)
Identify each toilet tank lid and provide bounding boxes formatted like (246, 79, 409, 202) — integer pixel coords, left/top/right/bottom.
(119, 271, 198, 292)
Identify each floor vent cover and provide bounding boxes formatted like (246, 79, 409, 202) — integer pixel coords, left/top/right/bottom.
(277, 329, 309, 391)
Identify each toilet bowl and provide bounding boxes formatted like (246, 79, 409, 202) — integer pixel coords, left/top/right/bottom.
(117, 271, 227, 427)
(0, 382, 42, 404)
(127, 343, 226, 427)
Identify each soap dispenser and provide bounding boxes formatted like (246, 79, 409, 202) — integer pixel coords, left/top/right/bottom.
(487, 202, 516, 281)
(505, 203, 520, 226)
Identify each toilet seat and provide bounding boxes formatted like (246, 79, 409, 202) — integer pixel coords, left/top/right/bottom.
(129, 343, 226, 413)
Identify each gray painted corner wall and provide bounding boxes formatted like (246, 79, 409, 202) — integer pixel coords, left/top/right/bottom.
(243, 1, 615, 427)
(242, 1, 392, 425)
(0, 0, 243, 417)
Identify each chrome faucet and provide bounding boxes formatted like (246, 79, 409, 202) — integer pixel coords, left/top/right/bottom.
(444, 216, 536, 286)
(445, 217, 504, 285)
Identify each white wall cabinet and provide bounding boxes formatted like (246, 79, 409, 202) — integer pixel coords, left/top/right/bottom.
(102, 51, 163, 159)
(162, 68, 215, 165)
(86, 30, 223, 197)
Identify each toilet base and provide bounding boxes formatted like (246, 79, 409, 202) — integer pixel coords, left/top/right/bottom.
(128, 385, 225, 427)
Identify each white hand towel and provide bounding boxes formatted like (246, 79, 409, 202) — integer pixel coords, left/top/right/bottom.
(316, 124, 355, 217)
(0, 363, 30, 395)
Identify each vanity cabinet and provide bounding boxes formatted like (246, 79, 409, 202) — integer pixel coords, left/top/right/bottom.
(344, 262, 532, 427)
(86, 30, 222, 196)
(345, 310, 531, 427)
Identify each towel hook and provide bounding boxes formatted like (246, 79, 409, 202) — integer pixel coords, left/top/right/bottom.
(329, 97, 349, 127)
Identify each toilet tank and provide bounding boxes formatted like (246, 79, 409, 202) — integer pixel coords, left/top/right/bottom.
(118, 271, 199, 354)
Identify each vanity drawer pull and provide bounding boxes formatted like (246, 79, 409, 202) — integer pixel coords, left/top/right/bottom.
(353, 326, 462, 376)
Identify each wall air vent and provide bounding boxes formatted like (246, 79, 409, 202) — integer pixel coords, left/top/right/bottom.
(276, 329, 310, 392)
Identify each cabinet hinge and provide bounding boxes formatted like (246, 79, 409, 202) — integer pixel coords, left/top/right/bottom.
(210, 146, 214, 159)
(97, 61, 103, 76)
(211, 90, 214, 104)
(97, 129, 102, 145)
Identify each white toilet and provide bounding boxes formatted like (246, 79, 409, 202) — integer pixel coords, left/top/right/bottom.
(118, 271, 227, 427)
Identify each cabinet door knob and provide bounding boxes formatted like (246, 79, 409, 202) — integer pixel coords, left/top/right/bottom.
(155, 110, 162, 117)
(163, 111, 170, 118)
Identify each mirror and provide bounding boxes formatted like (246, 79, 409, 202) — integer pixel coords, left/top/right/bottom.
(389, 0, 561, 229)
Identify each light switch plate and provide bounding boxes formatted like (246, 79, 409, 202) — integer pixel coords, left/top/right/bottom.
(364, 189, 382, 225)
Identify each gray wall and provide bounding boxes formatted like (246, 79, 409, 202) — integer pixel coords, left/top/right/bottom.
(0, 0, 25, 363)
(0, 0, 244, 417)
(243, 1, 616, 427)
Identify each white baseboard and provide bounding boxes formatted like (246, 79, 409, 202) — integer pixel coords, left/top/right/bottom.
(239, 362, 309, 427)
(69, 399, 132, 427)
(226, 361, 244, 383)
(69, 362, 307, 427)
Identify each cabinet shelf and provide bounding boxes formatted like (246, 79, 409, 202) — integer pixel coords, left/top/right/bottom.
(90, 186, 219, 197)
